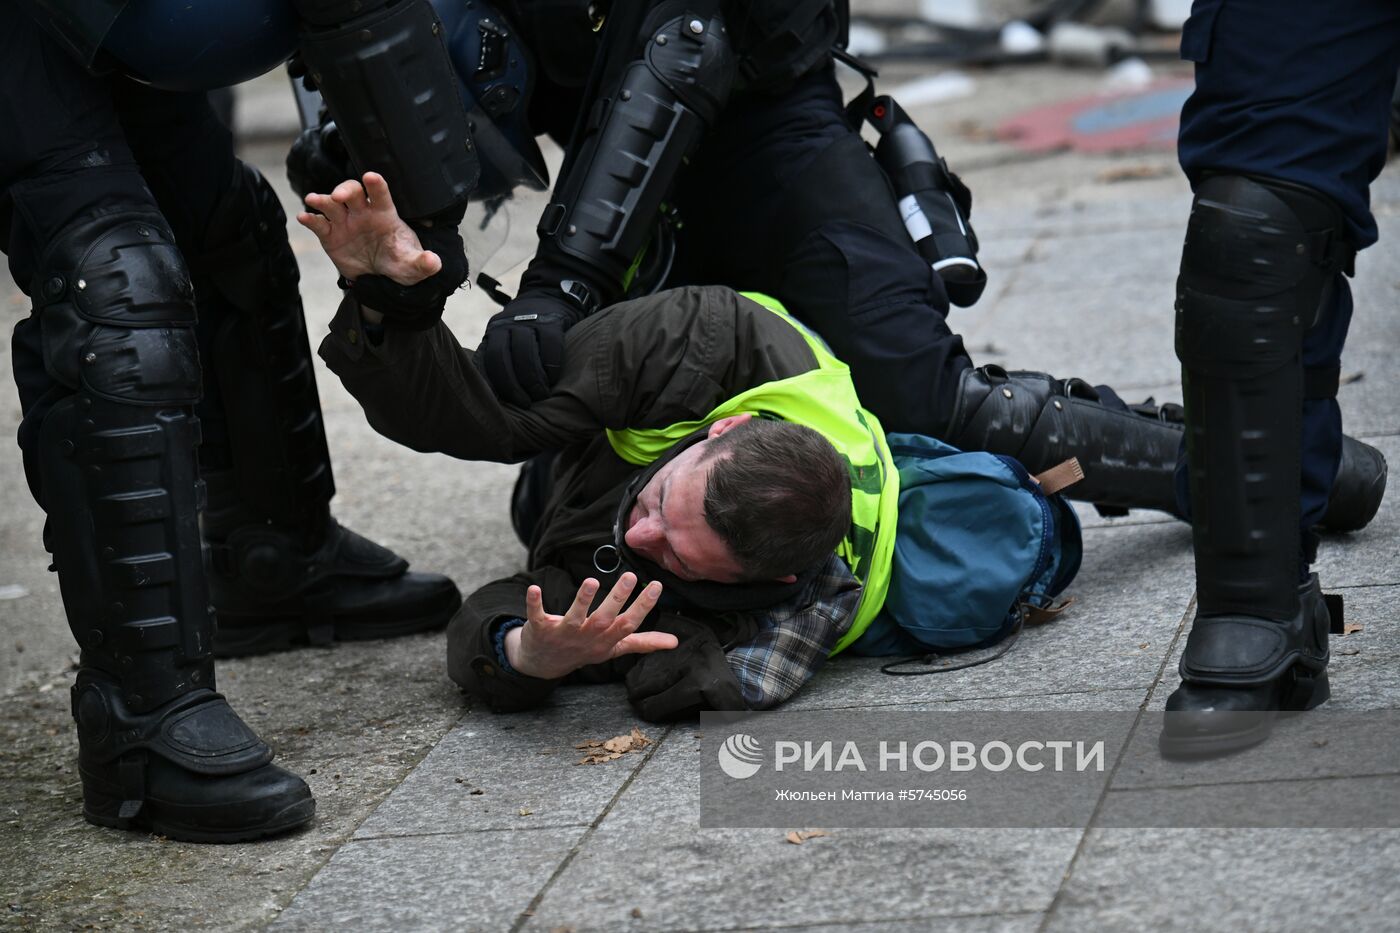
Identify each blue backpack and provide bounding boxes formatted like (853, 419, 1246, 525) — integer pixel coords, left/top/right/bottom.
(847, 432, 1083, 661)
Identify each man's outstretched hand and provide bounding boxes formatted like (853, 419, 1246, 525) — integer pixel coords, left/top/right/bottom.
(297, 172, 442, 286)
(505, 573, 676, 680)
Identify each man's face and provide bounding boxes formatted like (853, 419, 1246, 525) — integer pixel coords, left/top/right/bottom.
(623, 439, 746, 584)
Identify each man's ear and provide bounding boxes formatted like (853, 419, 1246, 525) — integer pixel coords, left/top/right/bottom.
(707, 412, 754, 438)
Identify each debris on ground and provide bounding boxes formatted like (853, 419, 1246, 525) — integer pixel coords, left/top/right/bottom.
(575, 727, 652, 765)
(1096, 164, 1172, 184)
(784, 829, 830, 845)
(1343, 622, 1364, 635)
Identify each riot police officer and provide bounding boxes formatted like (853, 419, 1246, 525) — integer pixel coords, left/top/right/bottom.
(4, 0, 476, 839)
(1163, 0, 1400, 756)
(298, 0, 1387, 537)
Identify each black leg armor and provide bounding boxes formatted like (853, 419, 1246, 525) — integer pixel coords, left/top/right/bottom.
(191, 163, 461, 656)
(941, 364, 1385, 532)
(533, 4, 737, 301)
(1162, 174, 1355, 758)
(293, 0, 477, 220)
(26, 201, 312, 840)
(942, 366, 1186, 518)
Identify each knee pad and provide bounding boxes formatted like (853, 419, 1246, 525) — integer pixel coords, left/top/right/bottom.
(33, 211, 201, 405)
(1175, 174, 1352, 379)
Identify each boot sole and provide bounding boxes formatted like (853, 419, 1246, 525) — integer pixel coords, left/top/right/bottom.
(82, 779, 316, 843)
(1158, 672, 1330, 760)
(213, 588, 461, 659)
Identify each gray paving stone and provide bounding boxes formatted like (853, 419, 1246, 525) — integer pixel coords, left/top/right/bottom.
(273, 827, 584, 932)
(1006, 227, 1182, 296)
(521, 733, 1083, 932)
(353, 705, 664, 838)
(975, 192, 1190, 239)
(784, 521, 1194, 711)
(958, 283, 1181, 392)
(776, 916, 1042, 933)
(1043, 828, 1400, 933)
(1095, 775, 1400, 830)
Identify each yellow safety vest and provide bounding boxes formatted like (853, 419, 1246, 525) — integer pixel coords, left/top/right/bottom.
(606, 292, 899, 653)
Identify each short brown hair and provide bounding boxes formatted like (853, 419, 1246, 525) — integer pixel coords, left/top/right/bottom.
(701, 419, 852, 580)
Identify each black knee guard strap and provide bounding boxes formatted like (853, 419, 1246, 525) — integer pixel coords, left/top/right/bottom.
(1176, 174, 1350, 621)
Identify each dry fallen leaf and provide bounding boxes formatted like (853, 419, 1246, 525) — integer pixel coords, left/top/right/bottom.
(518, 808, 533, 817)
(630, 907, 644, 919)
(575, 728, 653, 765)
(1343, 622, 1364, 635)
(785, 829, 830, 845)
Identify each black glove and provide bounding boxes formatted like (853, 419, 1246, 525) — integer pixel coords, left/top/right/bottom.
(286, 120, 351, 203)
(624, 615, 748, 721)
(343, 206, 470, 331)
(478, 289, 591, 407)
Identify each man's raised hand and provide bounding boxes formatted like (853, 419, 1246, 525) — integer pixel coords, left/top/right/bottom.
(505, 573, 676, 680)
(297, 172, 442, 286)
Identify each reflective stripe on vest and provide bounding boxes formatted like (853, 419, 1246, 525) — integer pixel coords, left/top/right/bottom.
(606, 292, 899, 653)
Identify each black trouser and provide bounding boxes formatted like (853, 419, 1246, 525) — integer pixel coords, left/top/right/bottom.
(671, 64, 974, 437)
(4, 18, 260, 495)
(3, 13, 331, 694)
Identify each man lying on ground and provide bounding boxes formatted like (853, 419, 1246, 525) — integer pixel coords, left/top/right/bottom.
(299, 174, 1080, 719)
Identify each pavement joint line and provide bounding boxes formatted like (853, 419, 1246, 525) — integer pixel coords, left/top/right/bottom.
(1326, 580, 1400, 591)
(789, 685, 1151, 715)
(1036, 590, 1197, 933)
(678, 907, 1046, 932)
(1103, 769, 1400, 795)
(507, 723, 675, 933)
(349, 823, 592, 844)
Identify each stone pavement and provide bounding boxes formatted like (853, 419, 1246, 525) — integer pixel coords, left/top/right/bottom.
(5, 49, 1400, 933)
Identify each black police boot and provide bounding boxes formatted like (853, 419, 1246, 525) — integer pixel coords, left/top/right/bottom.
(34, 362, 313, 841)
(205, 478, 462, 657)
(16, 169, 313, 842)
(1160, 174, 1356, 759)
(73, 672, 314, 842)
(1161, 574, 1332, 758)
(189, 163, 460, 657)
(941, 364, 1386, 532)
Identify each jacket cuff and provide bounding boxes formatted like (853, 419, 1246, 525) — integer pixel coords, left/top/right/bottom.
(446, 607, 560, 713)
(323, 292, 421, 367)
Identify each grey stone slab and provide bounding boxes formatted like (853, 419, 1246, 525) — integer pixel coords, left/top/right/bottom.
(1096, 775, 1400, 830)
(1044, 828, 1400, 933)
(521, 733, 1083, 932)
(273, 827, 585, 932)
(1111, 713, 1400, 792)
(776, 915, 1042, 933)
(784, 521, 1194, 712)
(960, 283, 1181, 392)
(354, 705, 665, 838)
(974, 189, 1191, 240)
(1005, 227, 1182, 297)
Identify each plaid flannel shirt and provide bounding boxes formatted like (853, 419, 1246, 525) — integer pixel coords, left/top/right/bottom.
(725, 553, 863, 709)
